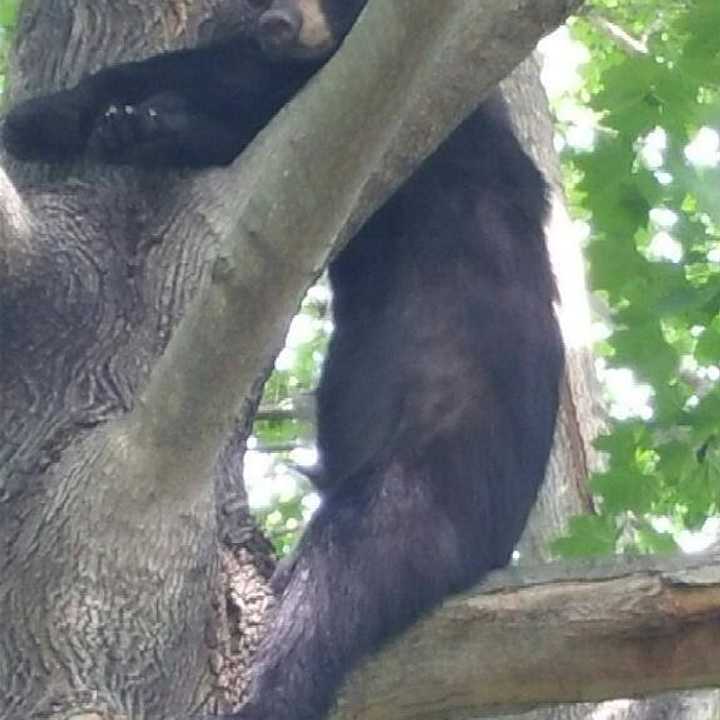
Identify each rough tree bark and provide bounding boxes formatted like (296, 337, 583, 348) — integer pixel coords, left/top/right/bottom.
(0, 1, 582, 718)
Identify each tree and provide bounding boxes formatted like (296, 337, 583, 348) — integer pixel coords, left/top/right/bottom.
(0, 0, 580, 717)
(1, 1, 718, 720)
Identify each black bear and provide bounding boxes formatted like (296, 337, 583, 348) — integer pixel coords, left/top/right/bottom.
(4, 1, 565, 719)
(3, 0, 367, 166)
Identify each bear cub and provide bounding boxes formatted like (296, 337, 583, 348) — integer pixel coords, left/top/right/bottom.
(4, 1, 565, 719)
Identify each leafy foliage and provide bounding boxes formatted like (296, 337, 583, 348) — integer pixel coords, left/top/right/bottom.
(0, 0, 15, 30)
(247, 287, 330, 554)
(0, 0, 16, 92)
(556, 0, 720, 555)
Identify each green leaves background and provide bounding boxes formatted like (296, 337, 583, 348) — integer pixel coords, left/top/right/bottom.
(560, 0, 720, 555)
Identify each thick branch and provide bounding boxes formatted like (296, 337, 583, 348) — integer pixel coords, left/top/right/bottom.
(332, 550, 720, 720)
(122, 0, 584, 504)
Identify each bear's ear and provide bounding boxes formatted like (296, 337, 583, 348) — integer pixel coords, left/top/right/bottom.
(196, 3, 258, 46)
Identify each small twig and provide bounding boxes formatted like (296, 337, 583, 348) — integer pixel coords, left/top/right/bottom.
(583, 10, 648, 55)
(255, 394, 316, 423)
(253, 442, 305, 454)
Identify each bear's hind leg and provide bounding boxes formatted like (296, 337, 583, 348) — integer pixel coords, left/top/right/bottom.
(232, 466, 476, 720)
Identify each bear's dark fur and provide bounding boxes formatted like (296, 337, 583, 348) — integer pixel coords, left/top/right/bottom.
(4, 2, 565, 719)
(3, 0, 366, 166)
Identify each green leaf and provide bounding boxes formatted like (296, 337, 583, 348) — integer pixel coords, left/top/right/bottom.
(552, 515, 618, 558)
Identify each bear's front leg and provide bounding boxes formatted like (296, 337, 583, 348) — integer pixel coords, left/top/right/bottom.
(3, 85, 98, 162)
(87, 92, 246, 168)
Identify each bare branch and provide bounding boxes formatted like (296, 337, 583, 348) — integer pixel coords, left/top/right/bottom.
(585, 12, 649, 55)
(334, 550, 720, 720)
(255, 394, 316, 423)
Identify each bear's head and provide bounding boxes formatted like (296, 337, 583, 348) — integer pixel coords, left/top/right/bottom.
(246, 0, 367, 59)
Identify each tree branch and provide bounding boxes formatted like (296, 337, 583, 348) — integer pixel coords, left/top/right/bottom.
(120, 0, 584, 506)
(333, 550, 720, 720)
(583, 11, 648, 55)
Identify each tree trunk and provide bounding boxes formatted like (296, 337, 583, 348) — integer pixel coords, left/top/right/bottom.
(1, 2, 235, 715)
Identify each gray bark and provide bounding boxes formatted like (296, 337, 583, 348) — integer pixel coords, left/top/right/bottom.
(0, 0, 582, 718)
